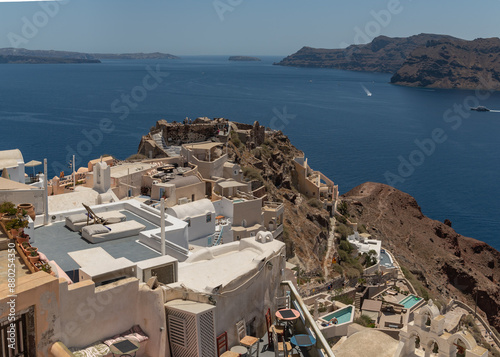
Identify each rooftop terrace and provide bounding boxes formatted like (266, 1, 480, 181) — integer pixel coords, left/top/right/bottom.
(33, 210, 161, 273)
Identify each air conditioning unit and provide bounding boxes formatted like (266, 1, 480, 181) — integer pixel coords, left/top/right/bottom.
(136, 256, 178, 284)
(166, 300, 216, 357)
(178, 197, 190, 205)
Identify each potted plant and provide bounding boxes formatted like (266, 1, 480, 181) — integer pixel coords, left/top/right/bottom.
(41, 262, 52, 274)
(1, 202, 18, 221)
(33, 261, 43, 272)
(17, 203, 35, 221)
(28, 248, 39, 263)
(7, 218, 29, 238)
(21, 241, 31, 253)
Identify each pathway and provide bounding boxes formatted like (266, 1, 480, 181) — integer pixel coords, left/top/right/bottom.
(323, 217, 336, 279)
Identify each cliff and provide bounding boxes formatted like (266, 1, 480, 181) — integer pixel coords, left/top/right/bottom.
(391, 37, 500, 90)
(342, 182, 500, 331)
(275, 34, 456, 73)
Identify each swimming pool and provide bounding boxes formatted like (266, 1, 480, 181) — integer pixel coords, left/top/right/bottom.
(379, 249, 394, 268)
(399, 295, 422, 309)
(320, 306, 353, 325)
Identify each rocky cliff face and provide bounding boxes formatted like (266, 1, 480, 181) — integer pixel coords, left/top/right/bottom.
(390, 37, 500, 90)
(342, 182, 500, 331)
(275, 34, 455, 73)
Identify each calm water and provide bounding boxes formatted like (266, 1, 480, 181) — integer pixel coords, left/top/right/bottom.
(0, 56, 498, 250)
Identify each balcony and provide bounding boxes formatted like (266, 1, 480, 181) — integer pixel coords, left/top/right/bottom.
(277, 281, 336, 357)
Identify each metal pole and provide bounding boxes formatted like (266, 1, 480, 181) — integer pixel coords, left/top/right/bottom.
(73, 154, 76, 189)
(160, 198, 166, 256)
(43, 159, 49, 225)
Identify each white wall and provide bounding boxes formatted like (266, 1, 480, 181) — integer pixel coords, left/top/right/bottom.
(0, 188, 44, 214)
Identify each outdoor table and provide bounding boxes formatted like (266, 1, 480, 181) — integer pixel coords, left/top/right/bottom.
(109, 338, 140, 356)
(291, 334, 316, 348)
(275, 308, 300, 339)
(230, 345, 248, 356)
(275, 308, 300, 321)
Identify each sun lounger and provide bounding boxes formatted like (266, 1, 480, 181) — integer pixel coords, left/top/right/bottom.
(65, 211, 127, 231)
(81, 220, 146, 243)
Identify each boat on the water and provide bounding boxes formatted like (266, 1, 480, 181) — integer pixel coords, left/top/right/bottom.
(470, 106, 490, 112)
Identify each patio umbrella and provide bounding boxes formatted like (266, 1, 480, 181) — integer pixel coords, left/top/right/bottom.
(1, 167, 9, 179)
(25, 160, 42, 177)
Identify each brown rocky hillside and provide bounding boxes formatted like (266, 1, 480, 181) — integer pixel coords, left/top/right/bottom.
(391, 37, 500, 90)
(275, 34, 456, 73)
(342, 182, 500, 331)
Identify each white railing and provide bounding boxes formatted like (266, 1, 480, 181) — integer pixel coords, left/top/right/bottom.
(281, 281, 336, 357)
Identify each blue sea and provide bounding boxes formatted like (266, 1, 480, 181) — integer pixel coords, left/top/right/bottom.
(0, 56, 498, 250)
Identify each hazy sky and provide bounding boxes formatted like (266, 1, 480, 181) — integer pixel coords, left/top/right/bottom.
(0, 0, 499, 55)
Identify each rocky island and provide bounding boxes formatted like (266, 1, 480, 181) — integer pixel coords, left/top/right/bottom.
(0, 48, 179, 64)
(276, 33, 500, 90)
(228, 56, 261, 61)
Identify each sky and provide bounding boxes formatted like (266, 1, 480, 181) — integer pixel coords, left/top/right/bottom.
(0, 0, 499, 56)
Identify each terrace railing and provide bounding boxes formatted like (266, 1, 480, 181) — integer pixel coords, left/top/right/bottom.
(281, 280, 336, 357)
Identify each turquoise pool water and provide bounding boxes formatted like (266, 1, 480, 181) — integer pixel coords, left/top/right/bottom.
(399, 295, 422, 309)
(321, 306, 353, 325)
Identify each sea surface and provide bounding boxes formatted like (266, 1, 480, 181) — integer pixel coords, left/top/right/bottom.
(0, 56, 499, 250)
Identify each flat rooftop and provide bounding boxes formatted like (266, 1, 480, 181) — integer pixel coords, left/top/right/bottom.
(33, 210, 161, 273)
(178, 239, 284, 293)
(110, 162, 155, 178)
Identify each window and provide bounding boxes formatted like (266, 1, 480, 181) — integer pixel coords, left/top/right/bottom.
(242, 219, 247, 228)
(206, 213, 211, 223)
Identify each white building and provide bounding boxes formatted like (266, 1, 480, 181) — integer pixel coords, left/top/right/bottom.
(0, 149, 25, 184)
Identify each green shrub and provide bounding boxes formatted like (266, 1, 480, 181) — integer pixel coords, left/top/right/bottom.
(332, 264, 343, 275)
(337, 215, 347, 224)
(126, 153, 147, 161)
(358, 224, 367, 233)
(333, 294, 354, 305)
(337, 201, 348, 216)
(231, 131, 243, 149)
(339, 240, 353, 253)
(307, 198, 323, 209)
(242, 166, 263, 183)
(336, 223, 352, 240)
(354, 314, 375, 328)
(0, 201, 15, 214)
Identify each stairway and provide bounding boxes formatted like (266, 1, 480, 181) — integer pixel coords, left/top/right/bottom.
(355, 293, 362, 310)
(212, 227, 224, 246)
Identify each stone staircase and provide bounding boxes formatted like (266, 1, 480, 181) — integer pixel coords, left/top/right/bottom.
(152, 132, 181, 157)
(355, 292, 362, 310)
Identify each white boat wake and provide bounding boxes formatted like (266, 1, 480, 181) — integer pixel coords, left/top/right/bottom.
(361, 84, 372, 97)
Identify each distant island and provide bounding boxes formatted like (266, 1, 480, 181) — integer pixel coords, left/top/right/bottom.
(0, 55, 100, 64)
(228, 56, 261, 61)
(0, 48, 179, 64)
(275, 33, 500, 90)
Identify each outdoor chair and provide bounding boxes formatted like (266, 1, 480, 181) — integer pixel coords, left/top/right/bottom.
(217, 331, 241, 357)
(271, 326, 292, 357)
(265, 308, 284, 349)
(236, 319, 260, 357)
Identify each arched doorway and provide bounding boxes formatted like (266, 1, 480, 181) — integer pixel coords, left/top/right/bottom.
(425, 339, 439, 357)
(453, 338, 467, 357)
